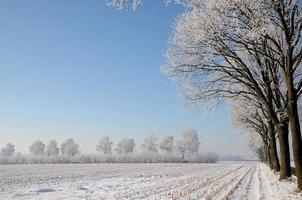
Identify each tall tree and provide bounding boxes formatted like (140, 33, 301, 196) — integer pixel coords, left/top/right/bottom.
(230, 98, 280, 171)
(262, 0, 302, 189)
(109, 0, 302, 189)
(164, 0, 292, 180)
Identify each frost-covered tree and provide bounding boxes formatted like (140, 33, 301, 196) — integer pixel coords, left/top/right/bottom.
(29, 140, 45, 155)
(159, 136, 174, 154)
(96, 136, 113, 154)
(230, 97, 281, 171)
(115, 138, 135, 154)
(45, 140, 60, 156)
(171, 0, 302, 188)
(1, 143, 15, 157)
(61, 138, 80, 156)
(163, 0, 296, 182)
(110, 0, 302, 189)
(141, 134, 158, 154)
(176, 129, 199, 159)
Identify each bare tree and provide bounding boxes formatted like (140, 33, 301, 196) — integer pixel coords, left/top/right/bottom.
(141, 134, 158, 154)
(61, 138, 80, 156)
(96, 136, 113, 154)
(176, 129, 199, 160)
(230, 97, 280, 171)
(115, 138, 135, 154)
(109, 0, 302, 189)
(1, 143, 15, 157)
(45, 140, 60, 156)
(164, 0, 293, 181)
(160, 136, 174, 154)
(29, 141, 45, 155)
(265, 1, 302, 189)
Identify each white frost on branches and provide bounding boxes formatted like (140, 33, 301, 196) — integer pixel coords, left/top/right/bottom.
(176, 129, 199, 159)
(1, 143, 15, 157)
(160, 136, 174, 153)
(60, 138, 80, 156)
(29, 141, 45, 155)
(96, 136, 113, 154)
(45, 140, 60, 156)
(0, 134, 220, 164)
(115, 138, 135, 154)
(141, 134, 158, 154)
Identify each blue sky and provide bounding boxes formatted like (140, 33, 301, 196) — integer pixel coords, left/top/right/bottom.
(0, 0, 251, 155)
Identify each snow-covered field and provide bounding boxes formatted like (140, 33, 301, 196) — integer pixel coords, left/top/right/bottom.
(0, 162, 301, 200)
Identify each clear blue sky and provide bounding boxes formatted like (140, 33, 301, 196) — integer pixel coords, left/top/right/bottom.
(0, 0, 251, 155)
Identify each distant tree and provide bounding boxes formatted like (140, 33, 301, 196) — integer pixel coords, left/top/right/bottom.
(96, 136, 113, 154)
(29, 140, 45, 155)
(176, 130, 199, 159)
(115, 138, 135, 154)
(61, 138, 80, 156)
(45, 140, 60, 156)
(1, 143, 15, 157)
(141, 134, 158, 154)
(159, 136, 174, 154)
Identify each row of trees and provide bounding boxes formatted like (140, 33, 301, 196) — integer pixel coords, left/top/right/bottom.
(109, 0, 302, 191)
(26, 139, 80, 156)
(96, 130, 200, 160)
(1, 130, 202, 162)
(0, 139, 80, 157)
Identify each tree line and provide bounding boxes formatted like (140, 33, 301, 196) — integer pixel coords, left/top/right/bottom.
(109, 0, 302, 191)
(0, 130, 218, 164)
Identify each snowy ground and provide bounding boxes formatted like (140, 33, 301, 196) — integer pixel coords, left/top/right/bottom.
(0, 162, 301, 200)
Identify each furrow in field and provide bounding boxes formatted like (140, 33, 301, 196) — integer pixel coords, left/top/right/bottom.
(217, 165, 255, 200)
(192, 165, 251, 200)
(169, 165, 246, 200)
(155, 165, 245, 200)
(175, 164, 250, 200)
(112, 164, 242, 200)
(225, 164, 257, 200)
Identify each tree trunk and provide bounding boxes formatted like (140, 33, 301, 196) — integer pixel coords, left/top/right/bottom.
(267, 145, 274, 169)
(278, 121, 292, 180)
(284, 73, 302, 190)
(269, 121, 280, 171)
(270, 135, 280, 171)
(288, 98, 302, 190)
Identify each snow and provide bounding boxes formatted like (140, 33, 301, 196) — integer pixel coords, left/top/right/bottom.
(0, 162, 301, 200)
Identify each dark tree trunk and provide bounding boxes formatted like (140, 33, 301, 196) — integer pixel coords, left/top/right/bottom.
(278, 121, 292, 180)
(288, 97, 302, 190)
(267, 145, 274, 169)
(269, 121, 280, 171)
(270, 135, 280, 171)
